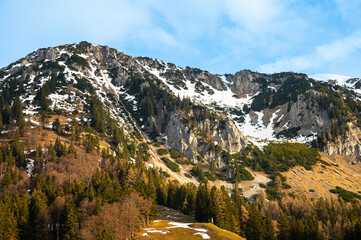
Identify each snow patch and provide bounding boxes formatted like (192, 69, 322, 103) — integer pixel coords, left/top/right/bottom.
(26, 158, 35, 177)
(194, 232, 211, 239)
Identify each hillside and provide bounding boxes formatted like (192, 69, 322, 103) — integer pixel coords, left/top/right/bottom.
(1, 41, 361, 239)
(138, 205, 245, 240)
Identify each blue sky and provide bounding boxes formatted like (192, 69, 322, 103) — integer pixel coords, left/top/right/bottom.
(1, 0, 361, 76)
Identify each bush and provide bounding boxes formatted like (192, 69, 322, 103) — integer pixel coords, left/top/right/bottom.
(184, 173, 192, 178)
(191, 164, 206, 182)
(66, 54, 89, 68)
(204, 171, 217, 181)
(245, 143, 319, 174)
(238, 167, 254, 180)
(259, 183, 267, 188)
(169, 148, 183, 159)
(282, 183, 292, 189)
(275, 127, 301, 139)
(157, 148, 168, 155)
(161, 157, 180, 172)
(133, 131, 143, 140)
(330, 187, 361, 202)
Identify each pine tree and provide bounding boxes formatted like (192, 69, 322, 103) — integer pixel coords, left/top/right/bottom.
(12, 130, 26, 167)
(2, 104, 11, 124)
(210, 186, 226, 228)
(246, 203, 265, 240)
(0, 194, 19, 239)
(167, 183, 177, 209)
(195, 183, 210, 222)
(0, 111, 3, 130)
(264, 211, 275, 240)
(53, 118, 62, 133)
(64, 199, 79, 240)
(277, 211, 290, 240)
(11, 96, 23, 121)
(37, 87, 51, 111)
(13, 193, 31, 239)
(31, 189, 50, 239)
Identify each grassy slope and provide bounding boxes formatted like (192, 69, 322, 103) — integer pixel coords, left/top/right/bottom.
(284, 152, 361, 199)
(135, 206, 245, 240)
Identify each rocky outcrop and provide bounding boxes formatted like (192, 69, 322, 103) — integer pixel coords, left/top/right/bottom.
(271, 90, 332, 136)
(229, 70, 262, 96)
(165, 111, 247, 165)
(182, 68, 227, 91)
(325, 123, 361, 159)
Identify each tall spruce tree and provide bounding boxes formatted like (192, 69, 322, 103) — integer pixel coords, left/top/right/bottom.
(246, 203, 265, 240)
(195, 183, 210, 222)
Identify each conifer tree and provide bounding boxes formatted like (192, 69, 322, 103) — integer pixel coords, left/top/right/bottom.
(64, 199, 79, 240)
(195, 183, 210, 222)
(246, 203, 265, 240)
(264, 211, 276, 240)
(11, 96, 23, 121)
(53, 118, 62, 133)
(210, 186, 226, 228)
(14, 193, 31, 239)
(2, 104, 11, 124)
(278, 211, 290, 240)
(31, 189, 50, 239)
(0, 194, 19, 239)
(0, 111, 3, 130)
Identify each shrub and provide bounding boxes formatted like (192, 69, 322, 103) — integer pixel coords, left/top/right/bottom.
(169, 148, 183, 159)
(157, 148, 168, 155)
(66, 54, 89, 68)
(161, 157, 180, 172)
(330, 187, 361, 202)
(184, 173, 192, 178)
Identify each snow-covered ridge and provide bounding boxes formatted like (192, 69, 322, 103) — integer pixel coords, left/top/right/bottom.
(3, 42, 361, 149)
(308, 73, 361, 95)
(308, 73, 353, 83)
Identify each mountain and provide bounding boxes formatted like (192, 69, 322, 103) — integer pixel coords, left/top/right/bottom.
(1, 41, 361, 239)
(3, 41, 361, 155)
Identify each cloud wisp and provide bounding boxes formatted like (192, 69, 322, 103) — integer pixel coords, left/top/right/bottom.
(0, 0, 361, 76)
(260, 30, 361, 74)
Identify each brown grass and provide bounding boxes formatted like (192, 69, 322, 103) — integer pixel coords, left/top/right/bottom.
(284, 152, 361, 199)
(135, 205, 245, 240)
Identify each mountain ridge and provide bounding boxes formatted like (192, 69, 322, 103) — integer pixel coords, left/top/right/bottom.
(1, 41, 361, 240)
(2, 41, 361, 155)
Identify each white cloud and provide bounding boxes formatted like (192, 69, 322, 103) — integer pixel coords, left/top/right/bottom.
(334, 0, 361, 22)
(259, 30, 361, 73)
(223, 0, 284, 31)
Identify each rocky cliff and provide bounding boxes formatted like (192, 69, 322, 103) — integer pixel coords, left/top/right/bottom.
(325, 122, 361, 160)
(165, 111, 247, 165)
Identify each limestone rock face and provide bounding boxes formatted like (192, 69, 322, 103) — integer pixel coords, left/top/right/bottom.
(229, 70, 262, 96)
(165, 111, 247, 165)
(182, 68, 227, 91)
(213, 118, 247, 153)
(272, 90, 332, 136)
(325, 123, 361, 159)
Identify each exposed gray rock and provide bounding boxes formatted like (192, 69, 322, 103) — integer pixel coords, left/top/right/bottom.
(229, 70, 262, 96)
(325, 123, 361, 159)
(182, 68, 227, 91)
(274, 90, 332, 135)
(165, 111, 247, 165)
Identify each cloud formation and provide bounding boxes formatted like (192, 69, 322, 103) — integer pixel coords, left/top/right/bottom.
(0, 0, 360, 76)
(260, 30, 361, 74)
